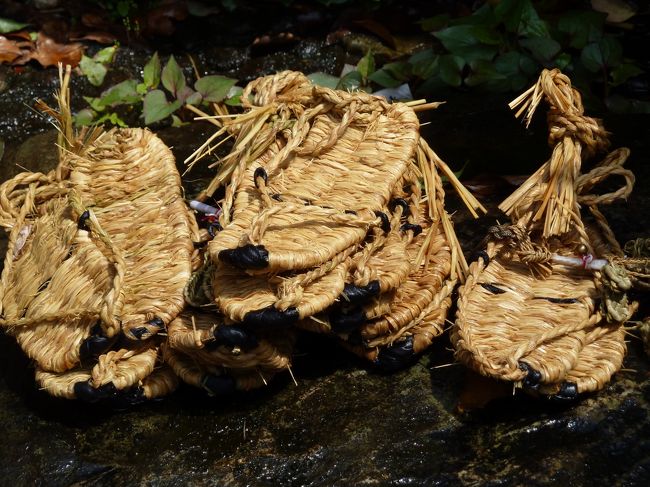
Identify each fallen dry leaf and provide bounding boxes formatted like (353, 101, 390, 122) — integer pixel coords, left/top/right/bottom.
(70, 31, 118, 44)
(591, 0, 637, 23)
(456, 370, 513, 412)
(29, 32, 84, 67)
(0, 35, 28, 64)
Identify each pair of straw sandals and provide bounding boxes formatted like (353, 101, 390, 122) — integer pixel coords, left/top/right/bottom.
(0, 66, 638, 404)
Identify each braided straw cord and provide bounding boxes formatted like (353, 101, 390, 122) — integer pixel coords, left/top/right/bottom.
(453, 69, 636, 392)
(35, 368, 93, 399)
(66, 128, 195, 340)
(212, 255, 350, 321)
(360, 220, 452, 345)
(141, 365, 180, 399)
(552, 324, 627, 394)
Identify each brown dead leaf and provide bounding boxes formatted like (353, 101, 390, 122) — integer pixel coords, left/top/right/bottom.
(29, 32, 84, 67)
(352, 19, 396, 49)
(5, 30, 32, 41)
(456, 370, 512, 412)
(70, 31, 118, 44)
(591, 0, 637, 23)
(142, 1, 188, 37)
(0, 35, 29, 64)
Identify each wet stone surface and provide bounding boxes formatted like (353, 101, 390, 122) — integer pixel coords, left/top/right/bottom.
(1, 52, 650, 486)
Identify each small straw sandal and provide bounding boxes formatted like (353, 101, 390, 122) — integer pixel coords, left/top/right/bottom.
(163, 312, 295, 395)
(35, 343, 178, 403)
(0, 66, 196, 401)
(452, 69, 637, 399)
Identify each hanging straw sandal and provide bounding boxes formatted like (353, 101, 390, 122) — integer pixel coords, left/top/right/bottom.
(452, 69, 637, 399)
(0, 66, 196, 402)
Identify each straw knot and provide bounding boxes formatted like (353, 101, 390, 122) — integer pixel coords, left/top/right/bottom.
(487, 224, 552, 275)
(91, 349, 131, 387)
(547, 109, 609, 156)
(600, 262, 634, 323)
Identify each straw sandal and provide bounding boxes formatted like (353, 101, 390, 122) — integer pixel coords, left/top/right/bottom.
(200, 71, 420, 275)
(163, 312, 295, 395)
(0, 67, 196, 400)
(452, 69, 637, 398)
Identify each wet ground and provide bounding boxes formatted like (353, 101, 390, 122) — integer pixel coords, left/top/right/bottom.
(1, 6, 650, 485)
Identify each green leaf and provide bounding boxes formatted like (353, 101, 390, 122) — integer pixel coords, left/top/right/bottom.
(143, 52, 161, 89)
(606, 94, 650, 114)
(495, 0, 548, 37)
(452, 4, 496, 27)
(581, 36, 623, 72)
(225, 94, 242, 106)
(492, 52, 531, 91)
(98, 80, 141, 107)
(79, 55, 108, 87)
(0, 17, 29, 34)
(434, 25, 500, 61)
(519, 53, 539, 75)
(224, 86, 243, 106)
(95, 112, 127, 127)
(610, 63, 644, 86)
(357, 50, 375, 80)
(194, 75, 237, 102)
(337, 70, 363, 91)
(418, 14, 449, 32)
(370, 62, 412, 88)
(79, 46, 117, 87)
(409, 49, 438, 79)
(83, 96, 105, 112)
(554, 52, 572, 70)
(466, 59, 507, 88)
(368, 69, 401, 88)
(73, 108, 97, 126)
(161, 55, 186, 97)
(557, 10, 605, 49)
(94, 45, 117, 64)
(520, 37, 561, 62)
(143, 90, 183, 125)
(171, 114, 187, 127)
(307, 72, 340, 89)
(185, 90, 203, 105)
(136, 82, 148, 95)
(438, 55, 465, 87)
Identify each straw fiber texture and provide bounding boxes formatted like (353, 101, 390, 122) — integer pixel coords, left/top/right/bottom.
(452, 69, 636, 397)
(164, 312, 295, 394)
(206, 71, 420, 273)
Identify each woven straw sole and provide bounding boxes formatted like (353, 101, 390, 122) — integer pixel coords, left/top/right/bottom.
(208, 77, 420, 273)
(452, 243, 599, 386)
